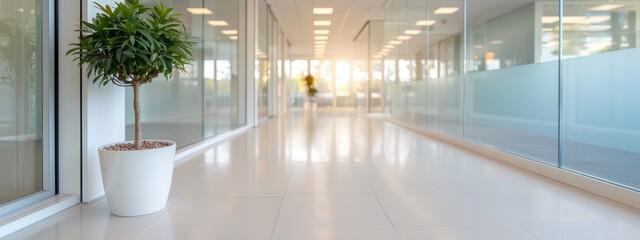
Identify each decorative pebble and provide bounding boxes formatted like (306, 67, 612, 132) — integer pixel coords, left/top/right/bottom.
(103, 141, 172, 151)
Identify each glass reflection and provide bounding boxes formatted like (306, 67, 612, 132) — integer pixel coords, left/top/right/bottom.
(0, 0, 44, 207)
(562, 0, 640, 189)
(127, 0, 244, 149)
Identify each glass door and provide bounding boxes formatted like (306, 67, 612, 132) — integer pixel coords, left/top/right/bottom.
(0, 0, 55, 217)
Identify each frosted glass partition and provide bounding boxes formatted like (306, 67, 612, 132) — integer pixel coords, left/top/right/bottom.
(563, 49, 640, 189)
(427, 75, 464, 137)
(378, 0, 640, 191)
(465, 62, 559, 164)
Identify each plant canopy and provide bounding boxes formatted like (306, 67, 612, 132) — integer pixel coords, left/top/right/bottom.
(67, 0, 196, 149)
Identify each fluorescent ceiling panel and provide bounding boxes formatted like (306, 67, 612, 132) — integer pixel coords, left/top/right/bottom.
(314, 21, 331, 26)
(404, 30, 421, 35)
(434, 7, 459, 14)
(415, 20, 436, 26)
(541, 16, 559, 24)
(186, 8, 212, 15)
(591, 4, 623, 11)
(222, 30, 238, 35)
(313, 8, 333, 14)
(208, 20, 229, 26)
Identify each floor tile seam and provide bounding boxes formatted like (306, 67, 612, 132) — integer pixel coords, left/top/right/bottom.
(269, 158, 298, 240)
(272, 226, 399, 231)
(462, 189, 542, 240)
(378, 121, 540, 239)
(353, 158, 402, 239)
(179, 164, 232, 197)
(127, 194, 190, 240)
(284, 192, 375, 195)
(172, 195, 285, 199)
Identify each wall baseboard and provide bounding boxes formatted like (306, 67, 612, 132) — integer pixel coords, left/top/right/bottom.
(0, 195, 79, 238)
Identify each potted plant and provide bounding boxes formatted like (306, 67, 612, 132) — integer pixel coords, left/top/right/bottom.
(303, 74, 318, 110)
(66, 0, 196, 216)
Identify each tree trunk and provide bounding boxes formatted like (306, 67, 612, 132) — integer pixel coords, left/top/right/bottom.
(132, 81, 142, 149)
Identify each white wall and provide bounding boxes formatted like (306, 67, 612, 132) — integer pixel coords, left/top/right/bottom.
(81, 0, 126, 202)
(57, 0, 82, 198)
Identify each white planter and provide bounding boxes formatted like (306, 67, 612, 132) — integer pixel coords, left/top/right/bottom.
(98, 140, 176, 216)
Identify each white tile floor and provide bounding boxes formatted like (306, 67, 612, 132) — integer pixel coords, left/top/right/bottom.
(6, 111, 640, 240)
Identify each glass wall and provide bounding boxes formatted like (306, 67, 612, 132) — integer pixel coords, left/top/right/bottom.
(0, 0, 54, 216)
(465, 0, 559, 164)
(126, 0, 246, 149)
(383, 0, 640, 191)
(561, 0, 640, 189)
(256, 0, 269, 120)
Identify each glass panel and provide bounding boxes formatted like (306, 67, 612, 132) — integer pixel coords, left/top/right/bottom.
(203, 0, 239, 137)
(465, 0, 559, 165)
(288, 60, 307, 108)
(425, 0, 464, 137)
(0, 0, 48, 210)
(562, 0, 640, 190)
(352, 60, 368, 110)
(256, 0, 268, 119)
(127, 0, 246, 148)
(310, 60, 334, 107)
(126, 0, 204, 148)
(381, 0, 428, 127)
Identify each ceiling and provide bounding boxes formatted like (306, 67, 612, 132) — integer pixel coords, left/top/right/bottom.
(267, 0, 387, 59)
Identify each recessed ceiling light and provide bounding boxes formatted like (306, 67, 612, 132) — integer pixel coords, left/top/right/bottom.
(384, 45, 395, 49)
(229, 36, 238, 40)
(186, 8, 212, 15)
(591, 4, 623, 11)
(404, 30, 422, 35)
(315, 36, 329, 40)
(490, 40, 503, 45)
(563, 16, 587, 24)
(541, 16, 559, 24)
(314, 21, 331, 26)
(396, 35, 411, 40)
(415, 20, 436, 26)
(313, 8, 333, 15)
(381, 49, 391, 52)
(315, 41, 327, 45)
(208, 20, 229, 26)
(314, 30, 330, 35)
(434, 7, 459, 14)
(389, 40, 402, 45)
(222, 30, 238, 35)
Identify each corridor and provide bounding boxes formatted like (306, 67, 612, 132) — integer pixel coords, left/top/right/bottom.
(6, 111, 640, 240)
